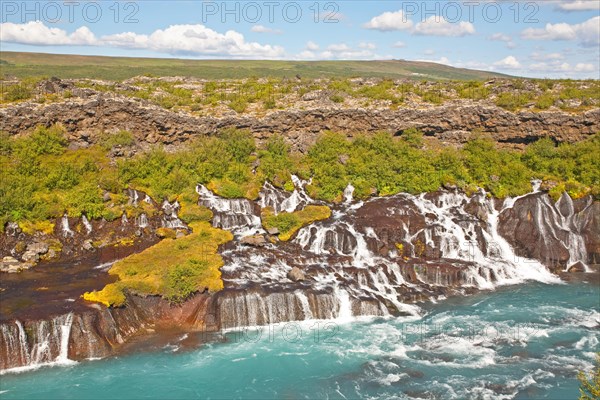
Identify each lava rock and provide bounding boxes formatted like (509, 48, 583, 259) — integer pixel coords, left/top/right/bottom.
(27, 242, 49, 255)
(567, 261, 586, 272)
(0, 256, 33, 273)
(287, 267, 306, 282)
(241, 235, 267, 247)
(267, 227, 280, 236)
(82, 239, 95, 251)
(21, 250, 40, 263)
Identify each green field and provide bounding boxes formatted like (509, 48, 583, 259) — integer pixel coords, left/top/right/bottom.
(0, 51, 510, 81)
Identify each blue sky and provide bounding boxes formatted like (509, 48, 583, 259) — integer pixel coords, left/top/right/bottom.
(1, 1, 599, 78)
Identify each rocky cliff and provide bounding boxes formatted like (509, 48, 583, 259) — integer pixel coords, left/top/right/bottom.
(1, 92, 598, 152)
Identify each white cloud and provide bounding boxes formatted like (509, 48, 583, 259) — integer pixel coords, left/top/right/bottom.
(489, 33, 511, 42)
(423, 49, 435, 55)
(365, 11, 475, 36)
(392, 41, 406, 48)
(488, 33, 516, 48)
(295, 42, 383, 60)
(530, 52, 564, 61)
(556, 1, 600, 11)
(414, 16, 475, 37)
(358, 42, 376, 49)
(305, 41, 319, 51)
(327, 43, 351, 52)
(251, 25, 282, 34)
(521, 16, 600, 47)
(0, 21, 97, 46)
(529, 60, 595, 73)
(363, 10, 413, 31)
(0, 21, 285, 58)
(494, 56, 522, 69)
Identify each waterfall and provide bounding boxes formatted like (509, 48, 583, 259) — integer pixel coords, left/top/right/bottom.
(137, 213, 148, 229)
(161, 200, 186, 229)
(56, 313, 74, 363)
(0, 314, 76, 373)
(128, 189, 139, 206)
(335, 288, 353, 322)
(555, 193, 590, 271)
(197, 184, 262, 234)
(61, 214, 74, 238)
(343, 184, 355, 204)
(81, 214, 92, 234)
(121, 213, 129, 226)
(295, 291, 313, 320)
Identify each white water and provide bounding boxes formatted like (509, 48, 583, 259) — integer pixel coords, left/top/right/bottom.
(1, 314, 76, 375)
(137, 213, 148, 229)
(60, 214, 73, 238)
(197, 180, 593, 329)
(343, 184, 355, 204)
(81, 215, 92, 234)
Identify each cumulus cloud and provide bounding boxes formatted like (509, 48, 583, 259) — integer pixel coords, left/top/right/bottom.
(555, 0, 600, 11)
(392, 41, 406, 48)
(358, 42, 376, 49)
(521, 16, 600, 47)
(530, 52, 564, 61)
(251, 25, 282, 34)
(0, 21, 97, 46)
(529, 60, 595, 73)
(414, 17, 475, 37)
(494, 56, 522, 69)
(363, 10, 413, 31)
(305, 41, 320, 51)
(364, 11, 474, 36)
(488, 33, 516, 48)
(0, 21, 285, 58)
(296, 42, 387, 60)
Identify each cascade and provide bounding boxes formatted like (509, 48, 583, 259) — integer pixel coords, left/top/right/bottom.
(137, 213, 148, 228)
(343, 184, 355, 204)
(61, 214, 74, 238)
(0, 314, 76, 372)
(81, 214, 92, 234)
(197, 184, 262, 234)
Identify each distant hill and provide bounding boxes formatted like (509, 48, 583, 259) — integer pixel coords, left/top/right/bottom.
(0, 51, 511, 81)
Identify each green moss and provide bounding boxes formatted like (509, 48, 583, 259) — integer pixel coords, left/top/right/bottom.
(262, 205, 331, 241)
(82, 222, 232, 307)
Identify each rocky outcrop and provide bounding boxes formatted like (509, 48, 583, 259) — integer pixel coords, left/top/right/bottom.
(0, 293, 215, 370)
(1, 94, 598, 151)
(499, 193, 598, 268)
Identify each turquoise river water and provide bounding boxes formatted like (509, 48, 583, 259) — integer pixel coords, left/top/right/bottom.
(0, 281, 598, 399)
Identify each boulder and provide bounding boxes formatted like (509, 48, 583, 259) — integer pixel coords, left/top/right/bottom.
(241, 235, 267, 247)
(21, 250, 40, 263)
(82, 239, 95, 251)
(27, 242, 49, 255)
(287, 267, 306, 282)
(567, 261, 586, 273)
(267, 227, 280, 236)
(0, 256, 33, 273)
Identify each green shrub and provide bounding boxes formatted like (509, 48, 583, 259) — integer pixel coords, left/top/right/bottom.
(2, 84, 31, 102)
(100, 130, 135, 150)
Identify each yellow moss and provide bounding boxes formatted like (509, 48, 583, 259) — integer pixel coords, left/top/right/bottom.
(83, 283, 126, 307)
(116, 237, 135, 247)
(156, 227, 177, 239)
(82, 222, 232, 307)
(395, 243, 404, 255)
(178, 197, 213, 224)
(262, 205, 331, 241)
(18, 220, 55, 236)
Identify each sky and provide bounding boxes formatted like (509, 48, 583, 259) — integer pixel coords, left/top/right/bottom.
(0, 0, 599, 79)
